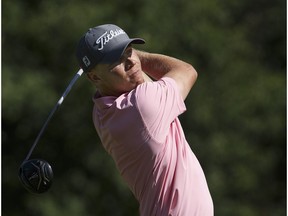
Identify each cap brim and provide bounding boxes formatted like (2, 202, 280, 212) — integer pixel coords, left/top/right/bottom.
(101, 38, 145, 65)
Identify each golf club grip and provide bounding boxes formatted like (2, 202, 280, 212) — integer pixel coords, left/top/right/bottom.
(57, 69, 84, 105)
(24, 69, 84, 161)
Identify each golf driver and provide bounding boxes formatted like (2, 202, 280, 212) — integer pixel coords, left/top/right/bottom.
(18, 68, 84, 194)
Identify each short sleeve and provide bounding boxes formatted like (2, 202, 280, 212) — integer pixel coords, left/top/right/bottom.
(134, 77, 186, 142)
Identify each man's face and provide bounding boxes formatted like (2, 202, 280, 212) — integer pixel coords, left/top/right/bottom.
(88, 46, 145, 96)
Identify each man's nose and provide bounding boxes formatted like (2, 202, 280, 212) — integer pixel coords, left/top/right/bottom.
(125, 58, 135, 71)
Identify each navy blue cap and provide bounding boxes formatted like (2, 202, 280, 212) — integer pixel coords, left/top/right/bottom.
(76, 24, 145, 72)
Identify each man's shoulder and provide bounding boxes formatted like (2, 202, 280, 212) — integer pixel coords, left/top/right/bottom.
(133, 77, 180, 108)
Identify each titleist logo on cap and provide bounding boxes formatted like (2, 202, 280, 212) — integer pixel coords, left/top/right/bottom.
(95, 29, 125, 51)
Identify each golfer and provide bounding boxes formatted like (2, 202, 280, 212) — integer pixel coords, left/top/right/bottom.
(76, 24, 213, 216)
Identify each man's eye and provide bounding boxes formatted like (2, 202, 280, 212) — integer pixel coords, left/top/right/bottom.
(126, 48, 132, 56)
(123, 47, 132, 56)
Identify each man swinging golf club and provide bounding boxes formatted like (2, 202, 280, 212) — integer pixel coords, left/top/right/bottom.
(76, 24, 213, 216)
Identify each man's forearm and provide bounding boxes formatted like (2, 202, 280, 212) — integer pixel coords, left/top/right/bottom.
(135, 49, 197, 100)
(135, 49, 191, 80)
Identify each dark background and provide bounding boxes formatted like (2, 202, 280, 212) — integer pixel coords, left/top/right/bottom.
(2, 0, 286, 215)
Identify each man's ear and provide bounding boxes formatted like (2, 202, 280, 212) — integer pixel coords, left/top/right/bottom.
(86, 72, 93, 80)
(87, 72, 99, 82)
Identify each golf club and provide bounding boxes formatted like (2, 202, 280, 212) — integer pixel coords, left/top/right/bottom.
(18, 68, 84, 194)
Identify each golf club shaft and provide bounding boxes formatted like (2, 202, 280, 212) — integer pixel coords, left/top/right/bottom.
(24, 69, 84, 161)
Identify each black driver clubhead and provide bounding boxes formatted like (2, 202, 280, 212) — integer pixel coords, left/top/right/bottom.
(19, 159, 53, 194)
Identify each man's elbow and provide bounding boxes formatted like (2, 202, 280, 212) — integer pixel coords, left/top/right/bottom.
(186, 64, 198, 85)
(192, 67, 198, 81)
(179, 64, 198, 100)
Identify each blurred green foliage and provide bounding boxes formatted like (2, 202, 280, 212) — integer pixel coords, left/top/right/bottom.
(2, 0, 286, 215)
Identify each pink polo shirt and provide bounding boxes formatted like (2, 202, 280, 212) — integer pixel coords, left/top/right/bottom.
(92, 77, 213, 216)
